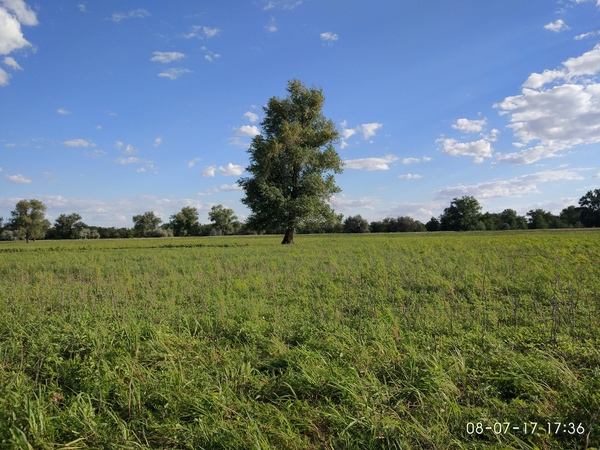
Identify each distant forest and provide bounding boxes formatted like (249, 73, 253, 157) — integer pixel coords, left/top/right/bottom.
(1, 189, 599, 242)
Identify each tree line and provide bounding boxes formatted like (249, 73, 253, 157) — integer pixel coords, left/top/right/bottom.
(1, 189, 598, 242)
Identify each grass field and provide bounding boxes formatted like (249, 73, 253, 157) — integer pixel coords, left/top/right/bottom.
(0, 231, 599, 449)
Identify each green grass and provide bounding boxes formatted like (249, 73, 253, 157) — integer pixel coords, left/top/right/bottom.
(0, 231, 599, 449)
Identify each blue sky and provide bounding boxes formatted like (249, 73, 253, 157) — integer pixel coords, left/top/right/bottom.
(1, 0, 599, 227)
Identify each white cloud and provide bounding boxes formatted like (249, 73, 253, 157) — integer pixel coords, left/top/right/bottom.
(329, 195, 380, 211)
(202, 163, 244, 177)
(3, 55, 21, 70)
(112, 9, 149, 22)
(1, 0, 37, 26)
(95, 125, 102, 130)
(435, 169, 584, 200)
(150, 51, 185, 63)
(122, 144, 137, 155)
(116, 156, 142, 165)
(263, 0, 302, 11)
(236, 125, 260, 137)
(185, 25, 221, 39)
(187, 157, 202, 168)
(575, 30, 600, 40)
(158, 68, 192, 80)
(218, 163, 244, 176)
(57, 108, 70, 115)
(202, 165, 217, 177)
(77, 4, 86, 13)
(153, 137, 162, 147)
(342, 128, 356, 140)
(63, 139, 94, 147)
(0, 166, 3, 171)
(544, 19, 570, 32)
(402, 157, 420, 164)
(265, 24, 277, 33)
(452, 118, 487, 133)
(344, 154, 398, 171)
(494, 44, 600, 163)
(0, 67, 9, 86)
(0, 1, 37, 86)
(243, 111, 259, 123)
(438, 138, 493, 163)
(357, 122, 382, 139)
(6, 173, 32, 184)
(320, 32, 339, 42)
(200, 183, 244, 195)
(398, 173, 423, 179)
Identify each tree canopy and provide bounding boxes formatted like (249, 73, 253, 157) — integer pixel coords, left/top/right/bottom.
(238, 79, 342, 244)
(132, 212, 162, 237)
(208, 205, 238, 236)
(10, 199, 51, 243)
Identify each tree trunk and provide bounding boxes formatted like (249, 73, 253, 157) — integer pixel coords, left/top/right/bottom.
(281, 228, 294, 244)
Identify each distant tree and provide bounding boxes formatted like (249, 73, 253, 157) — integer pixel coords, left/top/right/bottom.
(343, 215, 370, 233)
(132, 212, 163, 237)
(238, 79, 342, 244)
(498, 209, 527, 230)
(78, 228, 100, 239)
(579, 189, 600, 227)
(10, 199, 51, 243)
(440, 196, 482, 231)
(299, 213, 343, 234)
(52, 213, 84, 239)
(526, 209, 552, 229)
(480, 212, 502, 231)
(169, 206, 200, 236)
(560, 205, 583, 228)
(425, 216, 441, 232)
(208, 205, 238, 236)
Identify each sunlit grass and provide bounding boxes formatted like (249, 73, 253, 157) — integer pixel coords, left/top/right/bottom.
(0, 231, 599, 449)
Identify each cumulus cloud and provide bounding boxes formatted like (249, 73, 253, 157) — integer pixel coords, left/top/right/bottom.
(398, 173, 423, 179)
(243, 111, 259, 123)
(150, 51, 185, 63)
(158, 68, 192, 80)
(3, 55, 21, 70)
(438, 138, 494, 163)
(202, 163, 244, 177)
(402, 157, 420, 164)
(435, 169, 584, 200)
(185, 25, 221, 39)
(236, 125, 260, 137)
(57, 108, 70, 115)
(0, 67, 10, 86)
(544, 19, 570, 32)
(153, 137, 162, 147)
(452, 118, 487, 133)
(357, 123, 383, 139)
(344, 154, 398, 171)
(112, 8, 149, 22)
(329, 195, 380, 211)
(200, 183, 244, 195)
(263, 0, 303, 11)
(0, 0, 37, 86)
(6, 173, 32, 183)
(187, 157, 202, 168)
(63, 139, 94, 147)
(495, 44, 600, 163)
(320, 32, 339, 43)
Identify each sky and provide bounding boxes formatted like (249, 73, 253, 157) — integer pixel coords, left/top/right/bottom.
(1, 0, 599, 227)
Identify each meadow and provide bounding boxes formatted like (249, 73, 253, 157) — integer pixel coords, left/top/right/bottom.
(0, 231, 598, 449)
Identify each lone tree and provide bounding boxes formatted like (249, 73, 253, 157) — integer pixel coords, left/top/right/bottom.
(54, 213, 84, 239)
(440, 196, 482, 231)
(10, 199, 51, 243)
(208, 204, 238, 236)
(169, 206, 199, 236)
(238, 79, 342, 244)
(132, 211, 162, 237)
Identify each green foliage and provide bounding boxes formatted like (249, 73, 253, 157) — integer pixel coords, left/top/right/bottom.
(239, 79, 342, 244)
(579, 189, 600, 227)
(1, 232, 599, 448)
(440, 196, 483, 231)
(132, 211, 163, 237)
(343, 214, 370, 233)
(9, 199, 51, 243)
(208, 204, 238, 236)
(169, 206, 200, 237)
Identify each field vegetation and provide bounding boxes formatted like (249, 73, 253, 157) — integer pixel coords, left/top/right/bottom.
(0, 231, 599, 449)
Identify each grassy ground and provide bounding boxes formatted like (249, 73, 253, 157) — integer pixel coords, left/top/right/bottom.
(0, 231, 599, 449)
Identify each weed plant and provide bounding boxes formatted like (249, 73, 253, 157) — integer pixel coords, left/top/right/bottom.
(0, 231, 599, 449)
